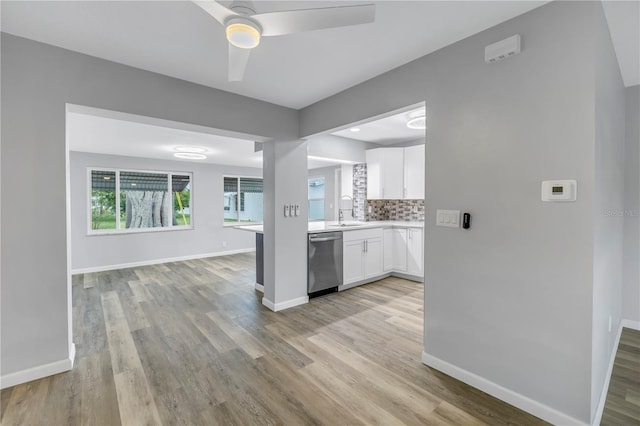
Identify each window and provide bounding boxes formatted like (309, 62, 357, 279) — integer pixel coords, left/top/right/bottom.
(89, 168, 192, 234)
(308, 177, 325, 221)
(224, 176, 263, 224)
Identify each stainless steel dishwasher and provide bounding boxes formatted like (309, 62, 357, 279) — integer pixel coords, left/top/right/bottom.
(308, 231, 343, 297)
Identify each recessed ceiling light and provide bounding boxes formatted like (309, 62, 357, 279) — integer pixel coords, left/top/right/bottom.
(406, 117, 426, 130)
(174, 146, 207, 154)
(174, 153, 207, 160)
(350, 127, 361, 132)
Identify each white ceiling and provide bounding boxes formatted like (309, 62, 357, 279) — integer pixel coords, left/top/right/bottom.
(2, 0, 560, 109)
(67, 112, 264, 168)
(68, 111, 354, 169)
(332, 105, 425, 145)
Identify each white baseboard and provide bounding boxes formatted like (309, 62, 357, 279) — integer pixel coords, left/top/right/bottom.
(254, 283, 264, 293)
(621, 319, 640, 330)
(421, 352, 588, 426)
(71, 248, 255, 274)
(592, 321, 625, 426)
(262, 295, 309, 312)
(1, 343, 76, 389)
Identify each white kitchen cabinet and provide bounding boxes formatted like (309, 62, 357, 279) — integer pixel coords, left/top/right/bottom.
(343, 228, 383, 285)
(404, 144, 425, 199)
(383, 228, 407, 272)
(406, 227, 424, 276)
(366, 148, 404, 199)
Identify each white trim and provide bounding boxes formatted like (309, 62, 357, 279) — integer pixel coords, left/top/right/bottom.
(592, 321, 625, 426)
(71, 248, 255, 274)
(254, 283, 264, 293)
(421, 352, 588, 426)
(262, 295, 309, 312)
(621, 319, 640, 330)
(1, 344, 76, 390)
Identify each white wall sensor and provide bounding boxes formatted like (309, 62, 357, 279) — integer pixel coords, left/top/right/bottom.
(485, 35, 521, 63)
(541, 180, 577, 202)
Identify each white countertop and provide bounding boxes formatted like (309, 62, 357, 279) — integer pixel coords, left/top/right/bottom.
(235, 220, 424, 234)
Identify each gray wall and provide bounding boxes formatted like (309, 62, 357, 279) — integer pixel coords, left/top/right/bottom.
(623, 85, 640, 323)
(591, 2, 626, 416)
(300, 2, 609, 422)
(308, 165, 338, 222)
(70, 151, 259, 271)
(1, 33, 297, 378)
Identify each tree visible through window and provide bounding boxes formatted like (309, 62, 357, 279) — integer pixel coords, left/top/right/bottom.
(89, 169, 192, 233)
(224, 176, 263, 223)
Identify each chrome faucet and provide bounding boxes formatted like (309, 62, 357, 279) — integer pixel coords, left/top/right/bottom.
(338, 195, 353, 225)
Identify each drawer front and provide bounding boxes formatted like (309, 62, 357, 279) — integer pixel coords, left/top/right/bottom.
(342, 227, 383, 242)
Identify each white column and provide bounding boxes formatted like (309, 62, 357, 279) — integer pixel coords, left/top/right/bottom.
(262, 139, 309, 311)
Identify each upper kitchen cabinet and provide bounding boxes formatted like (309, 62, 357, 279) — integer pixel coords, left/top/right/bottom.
(404, 144, 425, 199)
(366, 147, 404, 199)
(366, 145, 424, 200)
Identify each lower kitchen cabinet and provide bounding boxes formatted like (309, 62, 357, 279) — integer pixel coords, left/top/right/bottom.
(343, 228, 383, 285)
(407, 227, 424, 276)
(383, 228, 407, 272)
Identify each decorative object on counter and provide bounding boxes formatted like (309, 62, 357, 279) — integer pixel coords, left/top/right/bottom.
(352, 163, 367, 221)
(366, 199, 425, 222)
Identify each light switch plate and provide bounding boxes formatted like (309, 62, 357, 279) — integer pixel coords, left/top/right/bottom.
(294, 204, 300, 216)
(436, 209, 460, 228)
(284, 204, 290, 217)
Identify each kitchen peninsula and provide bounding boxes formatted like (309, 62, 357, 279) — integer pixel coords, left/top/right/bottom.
(237, 221, 424, 293)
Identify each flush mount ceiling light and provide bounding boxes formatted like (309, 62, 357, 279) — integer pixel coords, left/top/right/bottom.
(174, 146, 208, 154)
(226, 19, 261, 49)
(174, 153, 207, 160)
(406, 116, 426, 130)
(350, 127, 361, 132)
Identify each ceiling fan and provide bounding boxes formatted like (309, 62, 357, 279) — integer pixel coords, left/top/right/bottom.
(194, 1, 375, 81)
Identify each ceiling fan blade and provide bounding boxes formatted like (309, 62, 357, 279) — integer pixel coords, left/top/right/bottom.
(254, 3, 375, 37)
(193, 0, 237, 25)
(228, 43, 251, 81)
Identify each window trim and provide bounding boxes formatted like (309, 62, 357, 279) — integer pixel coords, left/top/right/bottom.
(87, 167, 194, 236)
(223, 175, 263, 226)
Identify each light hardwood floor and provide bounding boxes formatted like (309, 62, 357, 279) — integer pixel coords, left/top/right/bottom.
(1, 252, 550, 425)
(601, 327, 640, 426)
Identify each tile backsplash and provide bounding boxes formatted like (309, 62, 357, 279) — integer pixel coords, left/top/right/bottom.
(366, 199, 425, 222)
(352, 163, 367, 221)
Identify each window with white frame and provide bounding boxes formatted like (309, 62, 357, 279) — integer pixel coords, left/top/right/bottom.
(308, 177, 325, 221)
(224, 176, 263, 224)
(89, 168, 192, 234)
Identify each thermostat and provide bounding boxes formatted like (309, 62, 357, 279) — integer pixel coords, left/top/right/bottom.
(541, 180, 577, 202)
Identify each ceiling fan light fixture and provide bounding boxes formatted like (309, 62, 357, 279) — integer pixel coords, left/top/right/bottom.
(226, 20, 261, 49)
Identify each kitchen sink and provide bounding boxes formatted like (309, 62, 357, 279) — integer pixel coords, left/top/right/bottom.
(328, 223, 365, 228)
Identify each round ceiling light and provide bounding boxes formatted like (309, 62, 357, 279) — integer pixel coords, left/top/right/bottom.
(226, 19, 261, 49)
(174, 153, 207, 160)
(350, 127, 361, 132)
(406, 116, 426, 130)
(174, 146, 207, 154)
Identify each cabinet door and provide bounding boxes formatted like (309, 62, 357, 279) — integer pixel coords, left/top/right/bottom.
(407, 228, 424, 277)
(382, 148, 405, 199)
(383, 229, 394, 272)
(364, 237, 384, 279)
(404, 145, 425, 199)
(343, 239, 365, 284)
(365, 149, 382, 199)
(392, 228, 408, 272)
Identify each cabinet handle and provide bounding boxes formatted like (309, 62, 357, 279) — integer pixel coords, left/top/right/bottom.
(365, 240, 368, 252)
